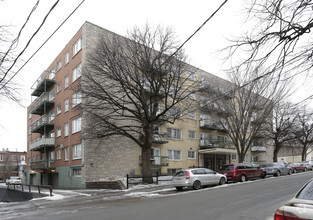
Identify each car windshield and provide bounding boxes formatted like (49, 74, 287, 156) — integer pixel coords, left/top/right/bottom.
(219, 165, 234, 171)
(296, 180, 313, 201)
(261, 163, 274, 167)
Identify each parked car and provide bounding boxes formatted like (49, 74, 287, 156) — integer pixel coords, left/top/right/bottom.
(218, 163, 266, 182)
(274, 178, 313, 219)
(300, 161, 313, 171)
(288, 162, 307, 173)
(5, 176, 22, 185)
(172, 168, 227, 190)
(260, 162, 292, 176)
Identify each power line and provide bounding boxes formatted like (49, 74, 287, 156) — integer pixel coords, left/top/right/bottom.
(0, 0, 85, 90)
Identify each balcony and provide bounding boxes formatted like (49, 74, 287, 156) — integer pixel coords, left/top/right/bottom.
(30, 92, 55, 115)
(152, 134, 168, 144)
(200, 139, 234, 150)
(30, 115, 54, 133)
(200, 121, 227, 132)
(251, 146, 267, 152)
(31, 160, 55, 170)
(29, 137, 55, 151)
(31, 77, 56, 97)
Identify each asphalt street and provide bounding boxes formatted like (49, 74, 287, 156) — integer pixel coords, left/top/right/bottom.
(1, 172, 313, 220)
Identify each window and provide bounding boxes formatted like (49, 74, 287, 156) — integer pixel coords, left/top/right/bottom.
(200, 133, 213, 146)
(28, 157, 31, 166)
(200, 114, 212, 127)
(49, 131, 55, 138)
(65, 51, 69, 64)
(187, 72, 195, 81)
(188, 111, 196, 120)
(65, 147, 69, 161)
(57, 59, 62, 71)
(0, 155, 3, 161)
(49, 109, 55, 122)
(167, 150, 182, 161)
(57, 150, 61, 160)
(73, 168, 81, 176)
(167, 168, 182, 175)
(64, 123, 69, 137)
(167, 128, 182, 139)
(188, 130, 196, 139)
(217, 136, 228, 145)
(57, 104, 61, 115)
(12, 155, 17, 161)
(73, 37, 82, 56)
(167, 107, 182, 118)
(20, 155, 25, 162)
(72, 117, 81, 134)
(72, 63, 82, 82)
(244, 154, 249, 162)
(65, 75, 69, 89)
(252, 155, 259, 163)
(57, 127, 61, 137)
(49, 68, 55, 79)
(49, 151, 55, 161)
(64, 99, 69, 112)
(57, 82, 61, 93)
(72, 91, 82, 107)
(28, 125, 32, 135)
(188, 151, 196, 159)
(72, 144, 82, 159)
(49, 89, 55, 101)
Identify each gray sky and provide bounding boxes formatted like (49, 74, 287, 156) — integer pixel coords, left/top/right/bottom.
(0, 0, 308, 152)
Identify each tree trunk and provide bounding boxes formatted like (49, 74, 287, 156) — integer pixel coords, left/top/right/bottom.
(302, 144, 307, 161)
(238, 152, 245, 163)
(273, 151, 278, 162)
(141, 147, 153, 183)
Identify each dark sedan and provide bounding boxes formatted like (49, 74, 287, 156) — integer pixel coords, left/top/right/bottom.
(260, 163, 292, 177)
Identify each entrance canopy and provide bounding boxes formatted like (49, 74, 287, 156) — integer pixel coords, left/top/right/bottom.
(199, 147, 237, 155)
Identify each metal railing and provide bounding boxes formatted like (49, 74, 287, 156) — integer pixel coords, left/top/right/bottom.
(7, 183, 53, 196)
(29, 138, 55, 151)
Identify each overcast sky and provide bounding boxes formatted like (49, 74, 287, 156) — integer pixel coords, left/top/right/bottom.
(0, 0, 307, 152)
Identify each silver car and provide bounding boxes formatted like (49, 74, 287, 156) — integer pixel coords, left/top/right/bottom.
(5, 176, 22, 185)
(172, 168, 227, 190)
(274, 179, 313, 219)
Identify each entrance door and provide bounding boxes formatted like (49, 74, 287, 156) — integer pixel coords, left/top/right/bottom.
(152, 148, 161, 165)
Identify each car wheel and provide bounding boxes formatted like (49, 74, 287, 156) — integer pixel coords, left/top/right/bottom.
(219, 177, 226, 185)
(275, 171, 281, 177)
(240, 175, 247, 182)
(175, 187, 183, 191)
(261, 172, 266, 179)
(288, 169, 292, 175)
(293, 169, 297, 173)
(193, 180, 201, 190)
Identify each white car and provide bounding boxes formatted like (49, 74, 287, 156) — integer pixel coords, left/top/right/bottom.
(5, 176, 22, 185)
(274, 179, 313, 219)
(172, 168, 227, 190)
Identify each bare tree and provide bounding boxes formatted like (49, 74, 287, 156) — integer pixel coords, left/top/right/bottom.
(81, 25, 197, 183)
(225, 0, 313, 100)
(204, 64, 289, 163)
(264, 101, 298, 162)
(293, 108, 313, 161)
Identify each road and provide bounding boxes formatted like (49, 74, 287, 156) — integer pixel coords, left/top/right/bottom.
(1, 172, 313, 220)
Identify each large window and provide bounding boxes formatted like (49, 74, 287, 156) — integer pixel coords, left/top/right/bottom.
(49, 151, 55, 161)
(167, 107, 182, 118)
(49, 68, 55, 79)
(167, 128, 182, 139)
(65, 147, 69, 161)
(188, 111, 196, 120)
(72, 91, 82, 107)
(72, 63, 82, 82)
(49, 89, 55, 101)
(72, 117, 81, 134)
(57, 127, 61, 137)
(57, 104, 61, 115)
(65, 51, 69, 64)
(49, 109, 55, 122)
(167, 150, 182, 161)
(72, 144, 82, 159)
(57, 59, 62, 71)
(73, 37, 82, 56)
(57, 150, 61, 160)
(57, 82, 61, 93)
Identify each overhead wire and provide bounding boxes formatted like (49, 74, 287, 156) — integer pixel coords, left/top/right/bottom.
(0, 0, 85, 90)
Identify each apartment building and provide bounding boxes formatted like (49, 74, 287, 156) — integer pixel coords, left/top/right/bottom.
(0, 148, 27, 181)
(25, 21, 271, 189)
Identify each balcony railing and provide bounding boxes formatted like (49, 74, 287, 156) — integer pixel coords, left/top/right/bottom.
(200, 139, 234, 149)
(251, 146, 267, 152)
(152, 134, 169, 144)
(29, 137, 55, 151)
(200, 121, 227, 132)
(30, 115, 54, 133)
(31, 160, 55, 170)
(31, 76, 55, 97)
(30, 92, 55, 115)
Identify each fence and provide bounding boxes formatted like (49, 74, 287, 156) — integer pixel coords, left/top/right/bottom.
(126, 173, 172, 189)
(7, 183, 53, 197)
